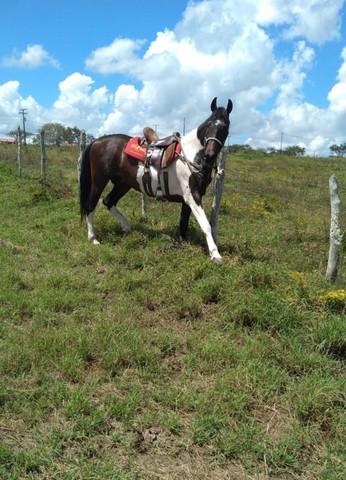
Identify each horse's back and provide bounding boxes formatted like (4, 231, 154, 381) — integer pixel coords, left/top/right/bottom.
(92, 134, 130, 155)
(89, 133, 130, 170)
(89, 133, 140, 188)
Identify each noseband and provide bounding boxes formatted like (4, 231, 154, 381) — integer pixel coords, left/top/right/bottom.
(204, 136, 224, 147)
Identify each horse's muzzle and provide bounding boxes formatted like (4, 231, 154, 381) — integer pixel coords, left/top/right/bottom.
(204, 141, 221, 159)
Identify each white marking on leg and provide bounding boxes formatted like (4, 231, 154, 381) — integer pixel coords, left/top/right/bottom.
(86, 211, 100, 244)
(186, 198, 222, 262)
(109, 206, 131, 233)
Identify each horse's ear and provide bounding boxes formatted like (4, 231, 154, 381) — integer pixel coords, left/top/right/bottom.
(211, 97, 217, 112)
(227, 99, 233, 115)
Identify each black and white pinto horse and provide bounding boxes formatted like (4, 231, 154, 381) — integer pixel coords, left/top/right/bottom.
(79, 97, 233, 263)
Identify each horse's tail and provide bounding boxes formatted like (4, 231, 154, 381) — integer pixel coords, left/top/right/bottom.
(79, 144, 92, 220)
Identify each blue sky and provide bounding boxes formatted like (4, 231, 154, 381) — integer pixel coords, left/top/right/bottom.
(1, 0, 346, 154)
(0, 0, 187, 105)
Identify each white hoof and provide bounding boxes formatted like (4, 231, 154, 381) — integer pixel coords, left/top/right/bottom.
(92, 238, 100, 245)
(211, 255, 223, 264)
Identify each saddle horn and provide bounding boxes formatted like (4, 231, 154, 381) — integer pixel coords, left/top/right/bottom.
(211, 97, 217, 112)
(227, 99, 233, 115)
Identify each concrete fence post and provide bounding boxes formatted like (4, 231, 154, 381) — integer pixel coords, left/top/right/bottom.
(210, 149, 226, 242)
(40, 129, 47, 181)
(326, 175, 343, 282)
(16, 127, 22, 177)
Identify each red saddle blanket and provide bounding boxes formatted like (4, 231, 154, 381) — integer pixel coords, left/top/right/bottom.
(123, 137, 147, 161)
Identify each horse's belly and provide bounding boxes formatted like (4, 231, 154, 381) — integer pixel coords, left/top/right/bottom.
(136, 163, 185, 200)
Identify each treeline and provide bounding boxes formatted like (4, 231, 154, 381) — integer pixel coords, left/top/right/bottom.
(227, 144, 306, 156)
(32, 123, 95, 146)
(228, 142, 346, 157)
(8, 123, 95, 146)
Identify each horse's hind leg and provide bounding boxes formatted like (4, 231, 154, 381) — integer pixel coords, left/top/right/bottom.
(103, 183, 131, 233)
(86, 211, 99, 245)
(86, 181, 108, 245)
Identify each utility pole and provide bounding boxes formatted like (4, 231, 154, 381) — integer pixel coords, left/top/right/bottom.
(280, 131, 283, 153)
(183, 117, 186, 135)
(19, 109, 28, 145)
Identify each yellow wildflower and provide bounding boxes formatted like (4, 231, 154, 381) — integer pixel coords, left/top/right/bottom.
(319, 290, 346, 312)
(319, 290, 346, 302)
(289, 271, 305, 283)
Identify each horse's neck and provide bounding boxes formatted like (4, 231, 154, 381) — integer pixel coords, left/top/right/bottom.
(181, 128, 203, 163)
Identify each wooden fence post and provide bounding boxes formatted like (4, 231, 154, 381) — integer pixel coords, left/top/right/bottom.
(326, 175, 343, 282)
(210, 149, 226, 242)
(80, 130, 86, 156)
(16, 127, 22, 177)
(77, 130, 86, 184)
(40, 129, 46, 181)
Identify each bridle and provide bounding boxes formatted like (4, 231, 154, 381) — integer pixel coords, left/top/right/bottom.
(178, 119, 228, 173)
(204, 136, 224, 147)
(178, 135, 225, 175)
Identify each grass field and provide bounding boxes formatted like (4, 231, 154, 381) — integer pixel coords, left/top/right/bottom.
(0, 144, 345, 479)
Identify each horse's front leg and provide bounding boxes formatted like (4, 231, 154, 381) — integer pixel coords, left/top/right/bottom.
(185, 196, 222, 263)
(179, 202, 191, 241)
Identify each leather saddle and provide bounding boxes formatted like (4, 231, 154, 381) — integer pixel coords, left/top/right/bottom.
(143, 128, 181, 169)
(123, 127, 182, 199)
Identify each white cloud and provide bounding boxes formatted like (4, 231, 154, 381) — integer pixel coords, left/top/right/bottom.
(328, 47, 346, 113)
(95, 0, 346, 153)
(50, 73, 110, 131)
(2, 44, 59, 69)
(281, 0, 344, 44)
(85, 38, 144, 74)
(0, 80, 46, 134)
(1, 0, 346, 154)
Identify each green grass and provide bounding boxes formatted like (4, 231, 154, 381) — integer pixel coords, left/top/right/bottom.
(0, 145, 345, 479)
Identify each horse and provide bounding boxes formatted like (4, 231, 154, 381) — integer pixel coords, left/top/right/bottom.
(79, 97, 233, 263)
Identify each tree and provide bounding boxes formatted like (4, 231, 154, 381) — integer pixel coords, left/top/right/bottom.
(35, 123, 66, 146)
(64, 126, 82, 144)
(329, 143, 346, 157)
(86, 133, 95, 145)
(7, 129, 18, 139)
(227, 144, 253, 153)
(283, 145, 305, 156)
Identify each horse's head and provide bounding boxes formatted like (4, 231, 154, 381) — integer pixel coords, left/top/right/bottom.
(197, 97, 233, 163)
